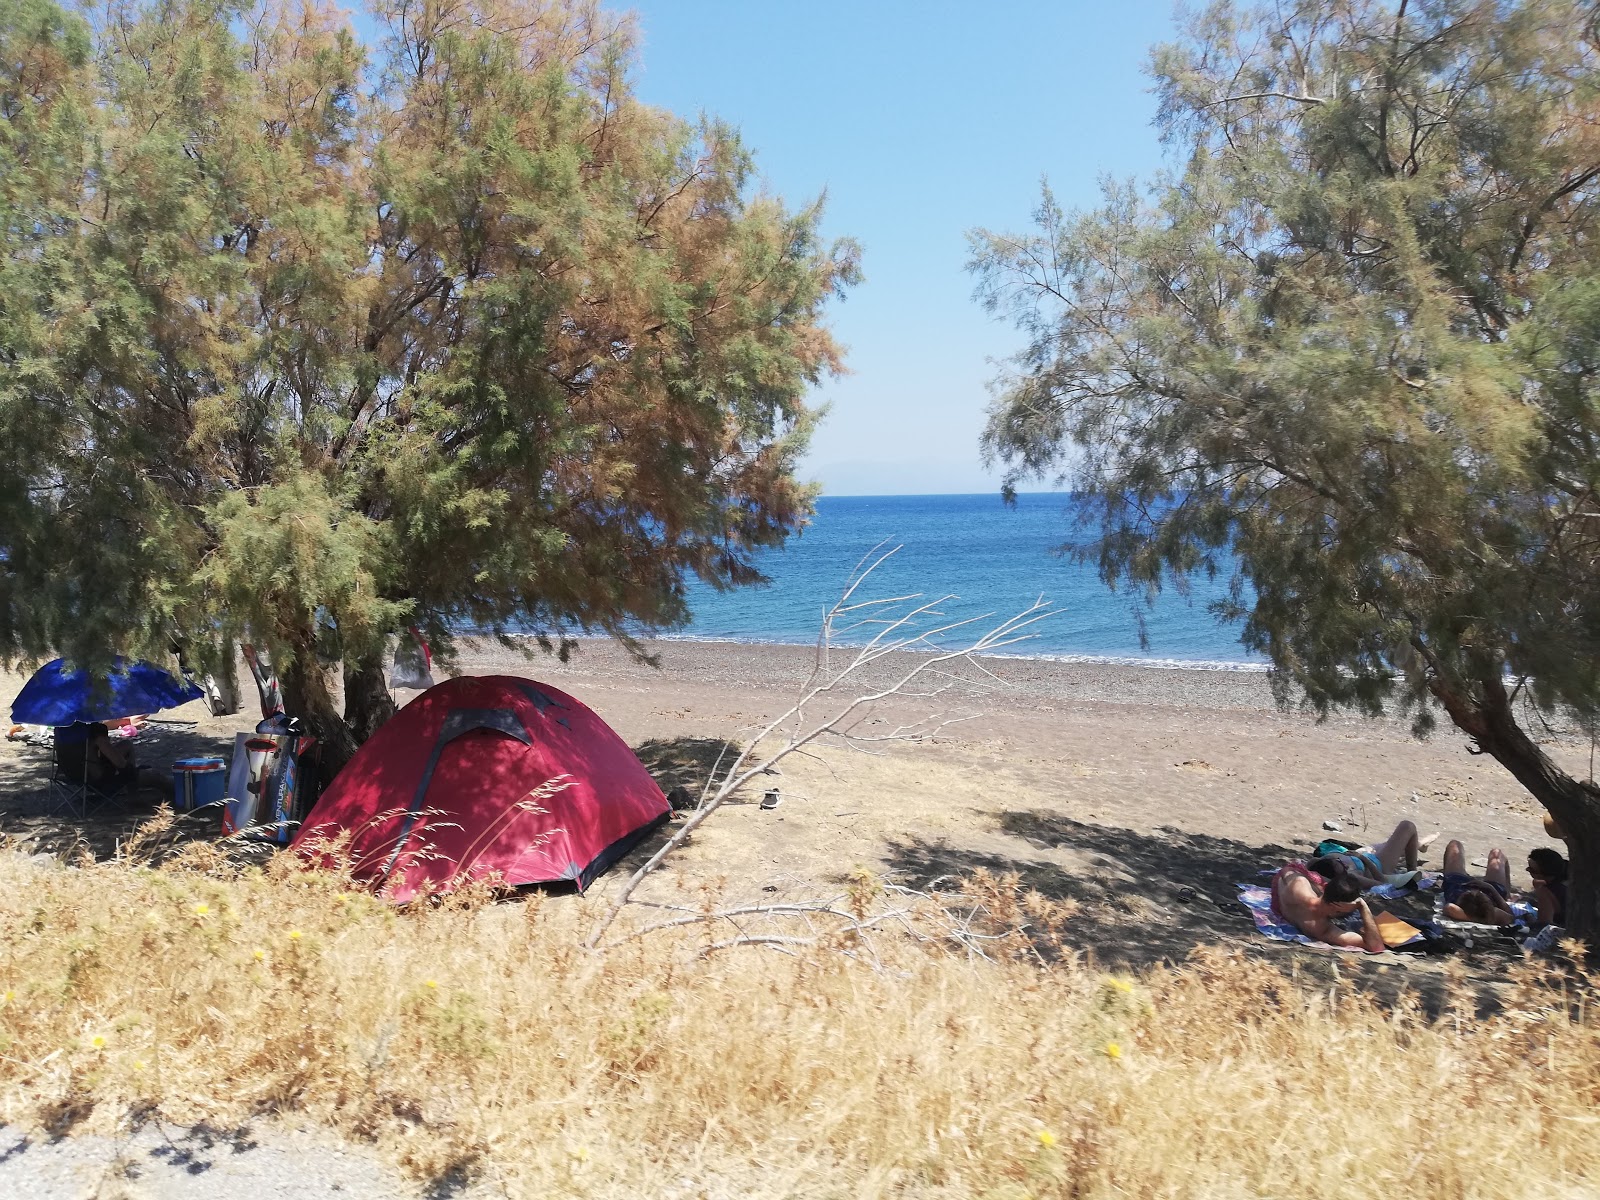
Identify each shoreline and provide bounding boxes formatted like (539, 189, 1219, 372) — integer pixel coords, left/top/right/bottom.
(477, 635, 1590, 743)
(645, 631, 1270, 674)
(465, 634, 1308, 722)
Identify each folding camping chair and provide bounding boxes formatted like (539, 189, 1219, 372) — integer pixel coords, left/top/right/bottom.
(44, 728, 129, 819)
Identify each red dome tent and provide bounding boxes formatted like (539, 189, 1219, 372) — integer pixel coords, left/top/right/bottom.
(292, 676, 669, 901)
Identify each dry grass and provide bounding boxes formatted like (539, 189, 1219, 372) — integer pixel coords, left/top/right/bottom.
(0, 825, 1598, 1199)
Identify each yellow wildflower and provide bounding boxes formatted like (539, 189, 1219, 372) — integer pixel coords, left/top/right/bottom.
(90, 1035, 106, 1050)
(424, 980, 438, 990)
(193, 903, 210, 917)
(132, 1060, 146, 1072)
(1105, 1041, 1123, 1060)
(288, 930, 302, 941)
(252, 949, 265, 962)
(1036, 1129, 1057, 1148)
(1106, 976, 1133, 994)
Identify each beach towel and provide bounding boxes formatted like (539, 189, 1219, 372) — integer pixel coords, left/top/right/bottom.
(1236, 884, 1365, 952)
(1374, 912, 1423, 948)
(1430, 889, 1534, 937)
(1364, 881, 1413, 899)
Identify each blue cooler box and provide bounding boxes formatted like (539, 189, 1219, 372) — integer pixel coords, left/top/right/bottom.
(173, 757, 227, 811)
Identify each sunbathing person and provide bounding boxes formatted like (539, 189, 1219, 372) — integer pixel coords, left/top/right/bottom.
(1271, 858, 1385, 953)
(1527, 848, 1568, 931)
(52, 722, 157, 794)
(1330, 819, 1426, 887)
(1440, 841, 1515, 927)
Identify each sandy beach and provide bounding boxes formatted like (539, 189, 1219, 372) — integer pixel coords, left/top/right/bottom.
(1, 637, 1579, 976)
(0, 638, 1592, 1197)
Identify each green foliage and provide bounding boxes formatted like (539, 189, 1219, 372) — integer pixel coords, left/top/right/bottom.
(971, 0, 1600, 736)
(0, 0, 857, 728)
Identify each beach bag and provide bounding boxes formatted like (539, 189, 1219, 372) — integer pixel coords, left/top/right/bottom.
(1384, 918, 1455, 955)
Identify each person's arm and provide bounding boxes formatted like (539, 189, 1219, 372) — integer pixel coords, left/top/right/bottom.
(1481, 883, 1513, 914)
(1354, 898, 1385, 952)
(1312, 902, 1384, 952)
(1533, 882, 1557, 927)
(1317, 926, 1370, 949)
(93, 732, 132, 770)
(1474, 882, 1514, 917)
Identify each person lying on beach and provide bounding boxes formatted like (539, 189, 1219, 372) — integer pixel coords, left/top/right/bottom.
(1526, 848, 1568, 931)
(1440, 841, 1515, 927)
(1329, 819, 1428, 888)
(1271, 859, 1385, 953)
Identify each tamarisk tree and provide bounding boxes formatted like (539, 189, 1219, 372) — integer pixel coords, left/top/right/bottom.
(970, 0, 1600, 937)
(0, 0, 856, 766)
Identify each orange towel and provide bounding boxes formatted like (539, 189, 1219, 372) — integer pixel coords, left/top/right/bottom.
(1374, 912, 1421, 948)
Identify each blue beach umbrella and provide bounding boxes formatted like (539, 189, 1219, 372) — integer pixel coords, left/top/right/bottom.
(10, 657, 205, 727)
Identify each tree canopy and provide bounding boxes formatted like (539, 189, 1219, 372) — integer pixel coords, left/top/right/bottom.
(0, 0, 857, 757)
(970, 0, 1600, 935)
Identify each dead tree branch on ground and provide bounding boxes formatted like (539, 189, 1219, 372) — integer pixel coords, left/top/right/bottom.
(585, 543, 1053, 949)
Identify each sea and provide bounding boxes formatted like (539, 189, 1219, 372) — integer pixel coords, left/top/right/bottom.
(668, 493, 1266, 670)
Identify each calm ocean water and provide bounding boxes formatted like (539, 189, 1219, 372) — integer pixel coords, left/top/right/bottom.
(671, 494, 1265, 669)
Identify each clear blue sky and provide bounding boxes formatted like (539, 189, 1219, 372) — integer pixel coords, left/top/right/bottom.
(625, 1, 1180, 495)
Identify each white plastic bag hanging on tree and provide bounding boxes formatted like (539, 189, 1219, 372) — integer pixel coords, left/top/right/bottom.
(390, 628, 436, 691)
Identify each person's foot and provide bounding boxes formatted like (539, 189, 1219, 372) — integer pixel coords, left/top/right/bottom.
(1415, 831, 1441, 864)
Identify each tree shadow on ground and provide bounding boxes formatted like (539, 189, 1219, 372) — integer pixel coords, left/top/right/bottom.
(883, 809, 1517, 1016)
(593, 735, 746, 883)
(0, 722, 251, 863)
(0, 731, 714, 880)
(633, 735, 735, 798)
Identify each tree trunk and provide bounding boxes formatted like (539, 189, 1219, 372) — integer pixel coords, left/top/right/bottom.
(343, 652, 397, 745)
(278, 650, 359, 783)
(1432, 673, 1600, 944)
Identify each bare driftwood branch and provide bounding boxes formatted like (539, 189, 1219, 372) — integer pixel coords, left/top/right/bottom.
(1203, 90, 1327, 107)
(585, 543, 1054, 949)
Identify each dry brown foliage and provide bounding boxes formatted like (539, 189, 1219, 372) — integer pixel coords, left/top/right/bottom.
(0, 832, 1597, 1198)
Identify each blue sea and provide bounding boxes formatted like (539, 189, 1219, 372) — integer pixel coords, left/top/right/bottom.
(671, 494, 1265, 670)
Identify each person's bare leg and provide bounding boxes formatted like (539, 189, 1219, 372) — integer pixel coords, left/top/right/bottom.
(1443, 839, 1467, 876)
(1486, 848, 1511, 893)
(1375, 820, 1420, 873)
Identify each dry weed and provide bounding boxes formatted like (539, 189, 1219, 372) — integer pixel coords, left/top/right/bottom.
(0, 838, 1596, 1199)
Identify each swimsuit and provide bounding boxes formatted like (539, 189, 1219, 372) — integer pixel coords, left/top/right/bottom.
(1338, 850, 1383, 878)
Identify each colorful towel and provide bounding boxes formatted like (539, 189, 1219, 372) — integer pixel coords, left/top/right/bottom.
(1364, 882, 1410, 899)
(1238, 884, 1314, 944)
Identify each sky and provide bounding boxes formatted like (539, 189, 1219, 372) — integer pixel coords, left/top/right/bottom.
(624, 1, 1182, 495)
